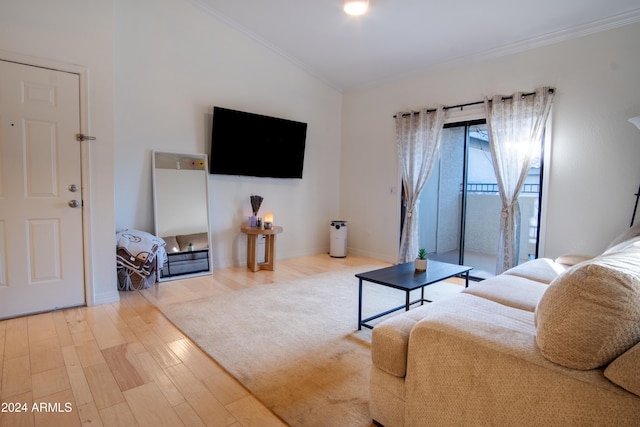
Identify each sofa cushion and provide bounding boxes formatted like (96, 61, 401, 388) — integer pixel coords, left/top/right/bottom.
(535, 247, 640, 369)
(604, 341, 640, 397)
(606, 223, 640, 251)
(603, 235, 640, 255)
(463, 274, 548, 312)
(503, 258, 567, 284)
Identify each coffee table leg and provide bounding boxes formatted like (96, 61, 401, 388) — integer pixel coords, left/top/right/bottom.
(405, 291, 410, 311)
(464, 271, 470, 288)
(358, 278, 363, 330)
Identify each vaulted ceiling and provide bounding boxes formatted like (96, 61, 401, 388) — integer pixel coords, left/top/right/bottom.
(191, 0, 640, 92)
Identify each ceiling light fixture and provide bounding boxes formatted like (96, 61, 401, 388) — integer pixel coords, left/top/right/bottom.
(344, 0, 369, 16)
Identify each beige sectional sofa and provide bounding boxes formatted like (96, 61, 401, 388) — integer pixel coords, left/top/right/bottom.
(370, 229, 640, 426)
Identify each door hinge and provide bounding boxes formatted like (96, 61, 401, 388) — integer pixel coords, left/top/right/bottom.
(76, 133, 96, 142)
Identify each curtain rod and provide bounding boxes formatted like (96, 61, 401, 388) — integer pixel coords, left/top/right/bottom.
(394, 88, 555, 117)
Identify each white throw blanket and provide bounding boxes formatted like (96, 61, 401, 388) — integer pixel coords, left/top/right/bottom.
(116, 229, 167, 273)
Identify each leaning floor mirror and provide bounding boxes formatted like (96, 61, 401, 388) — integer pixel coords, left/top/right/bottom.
(152, 151, 212, 281)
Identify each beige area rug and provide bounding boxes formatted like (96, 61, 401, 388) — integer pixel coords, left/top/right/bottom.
(148, 265, 463, 426)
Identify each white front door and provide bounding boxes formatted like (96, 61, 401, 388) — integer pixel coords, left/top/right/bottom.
(0, 60, 85, 319)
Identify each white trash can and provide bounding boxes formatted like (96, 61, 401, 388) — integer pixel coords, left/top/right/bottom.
(330, 220, 347, 258)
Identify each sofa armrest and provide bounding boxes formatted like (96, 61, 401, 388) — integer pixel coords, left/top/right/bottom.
(372, 305, 434, 377)
(503, 257, 567, 284)
(404, 294, 640, 426)
(176, 232, 209, 251)
(554, 254, 593, 266)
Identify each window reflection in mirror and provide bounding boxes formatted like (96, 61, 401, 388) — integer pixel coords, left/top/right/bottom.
(152, 151, 212, 281)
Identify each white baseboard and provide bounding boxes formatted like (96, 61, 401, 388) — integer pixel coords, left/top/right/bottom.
(90, 290, 120, 306)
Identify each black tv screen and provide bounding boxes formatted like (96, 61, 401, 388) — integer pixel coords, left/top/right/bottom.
(210, 107, 307, 179)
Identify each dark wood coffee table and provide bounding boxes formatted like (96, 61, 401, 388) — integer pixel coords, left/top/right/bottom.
(356, 261, 472, 330)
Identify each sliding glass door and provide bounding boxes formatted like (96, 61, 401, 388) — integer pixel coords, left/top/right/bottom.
(416, 120, 543, 279)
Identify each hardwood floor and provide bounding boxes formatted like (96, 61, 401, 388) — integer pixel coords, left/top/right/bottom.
(0, 254, 389, 427)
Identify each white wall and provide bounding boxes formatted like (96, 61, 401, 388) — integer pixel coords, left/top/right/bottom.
(0, 0, 341, 307)
(113, 0, 342, 268)
(342, 23, 640, 262)
(3, 0, 639, 299)
(0, 0, 118, 304)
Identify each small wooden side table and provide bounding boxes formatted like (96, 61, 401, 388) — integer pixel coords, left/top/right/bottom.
(240, 225, 283, 272)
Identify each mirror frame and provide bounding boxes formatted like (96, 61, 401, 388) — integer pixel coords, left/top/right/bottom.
(152, 151, 212, 282)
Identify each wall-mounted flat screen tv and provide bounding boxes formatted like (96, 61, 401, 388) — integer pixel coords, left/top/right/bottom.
(210, 107, 307, 179)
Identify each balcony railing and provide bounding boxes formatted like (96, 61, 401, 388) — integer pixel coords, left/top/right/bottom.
(462, 183, 539, 194)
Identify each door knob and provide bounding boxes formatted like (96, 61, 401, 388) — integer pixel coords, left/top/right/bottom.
(68, 200, 80, 208)
(68, 184, 78, 192)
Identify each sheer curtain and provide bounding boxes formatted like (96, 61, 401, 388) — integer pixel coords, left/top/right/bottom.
(396, 107, 445, 263)
(484, 87, 554, 273)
